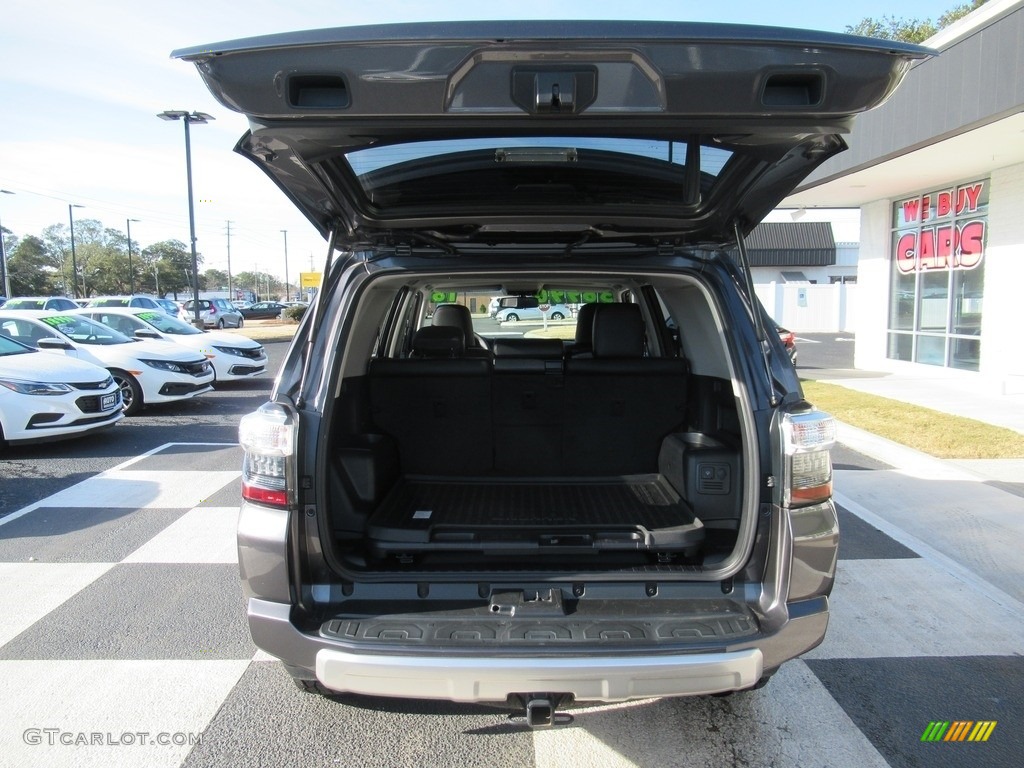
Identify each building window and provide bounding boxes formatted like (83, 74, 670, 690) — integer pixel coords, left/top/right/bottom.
(887, 180, 988, 372)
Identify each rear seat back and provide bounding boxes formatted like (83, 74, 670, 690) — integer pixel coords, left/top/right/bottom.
(492, 338, 565, 474)
(369, 326, 491, 475)
(368, 307, 688, 478)
(564, 304, 688, 475)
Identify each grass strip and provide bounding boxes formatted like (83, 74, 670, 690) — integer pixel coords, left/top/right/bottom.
(801, 379, 1024, 459)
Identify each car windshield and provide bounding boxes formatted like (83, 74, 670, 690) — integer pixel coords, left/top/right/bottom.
(90, 298, 132, 307)
(0, 334, 34, 356)
(135, 311, 203, 335)
(39, 314, 134, 345)
(4, 299, 47, 310)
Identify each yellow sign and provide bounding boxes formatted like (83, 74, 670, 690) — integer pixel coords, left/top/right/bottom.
(300, 272, 322, 289)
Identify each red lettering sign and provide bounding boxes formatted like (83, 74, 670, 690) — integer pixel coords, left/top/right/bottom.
(901, 199, 922, 223)
(894, 221, 985, 274)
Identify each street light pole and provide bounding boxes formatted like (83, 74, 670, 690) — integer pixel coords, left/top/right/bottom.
(68, 203, 85, 299)
(0, 190, 14, 299)
(158, 110, 214, 327)
(281, 229, 289, 302)
(126, 218, 140, 295)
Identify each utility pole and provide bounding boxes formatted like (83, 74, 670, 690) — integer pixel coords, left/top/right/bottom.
(226, 220, 233, 300)
(281, 229, 289, 302)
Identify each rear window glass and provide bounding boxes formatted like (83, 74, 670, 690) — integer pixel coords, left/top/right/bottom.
(343, 137, 732, 211)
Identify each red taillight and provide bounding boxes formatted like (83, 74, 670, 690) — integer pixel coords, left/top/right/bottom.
(241, 481, 288, 507)
(781, 410, 836, 508)
(239, 403, 296, 509)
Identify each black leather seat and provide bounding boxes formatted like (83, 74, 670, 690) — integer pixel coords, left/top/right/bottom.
(565, 302, 599, 358)
(368, 325, 491, 474)
(564, 304, 688, 475)
(432, 304, 490, 357)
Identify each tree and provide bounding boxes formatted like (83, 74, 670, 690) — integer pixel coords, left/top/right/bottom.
(141, 240, 203, 299)
(203, 268, 229, 291)
(847, 0, 988, 42)
(7, 235, 60, 296)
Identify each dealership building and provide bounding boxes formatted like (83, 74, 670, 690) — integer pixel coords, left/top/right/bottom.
(783, 0, 1024, 393)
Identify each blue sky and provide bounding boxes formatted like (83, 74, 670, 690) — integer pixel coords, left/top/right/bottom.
(1, 0, 954, 280)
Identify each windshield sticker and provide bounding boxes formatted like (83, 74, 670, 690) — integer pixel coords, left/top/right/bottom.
(138, 312, 161, 321)
(40, 316, 75, 328)
(430, 290, 615, 304)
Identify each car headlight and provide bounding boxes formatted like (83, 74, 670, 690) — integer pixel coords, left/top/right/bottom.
(212, 345, 259, 357)
(0, 378, 74, 396)
(139, 358, 190, 373)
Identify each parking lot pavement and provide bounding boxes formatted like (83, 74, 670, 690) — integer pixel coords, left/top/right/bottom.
(0, 439, 1021, 766)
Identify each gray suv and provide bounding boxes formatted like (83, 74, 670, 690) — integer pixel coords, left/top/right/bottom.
(175, 21, 928, 723)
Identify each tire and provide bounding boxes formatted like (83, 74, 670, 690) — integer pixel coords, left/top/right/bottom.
(505, 313, 519, 322)
(111, 369, 143, 416)
(550, 312, 564, 320)
(236, 317, 244, 329)
(217, 319, 226, 329)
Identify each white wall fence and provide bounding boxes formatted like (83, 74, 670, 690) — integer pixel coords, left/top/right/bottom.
(753, 282, 857, 333)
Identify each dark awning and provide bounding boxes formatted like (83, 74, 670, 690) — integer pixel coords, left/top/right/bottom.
(738, 221, 836, 267)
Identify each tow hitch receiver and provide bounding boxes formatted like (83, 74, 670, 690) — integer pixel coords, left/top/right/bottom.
(510, 694, 574, 728)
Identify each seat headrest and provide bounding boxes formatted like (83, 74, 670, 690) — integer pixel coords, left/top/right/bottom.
(592, 303, 644, 358)
(574, 302, 599, 345)
(411, 325, 465, 358)
(431, 304, 475, 339)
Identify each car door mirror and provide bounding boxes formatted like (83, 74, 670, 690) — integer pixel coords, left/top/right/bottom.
(135, 328, 160, 339)
(36, 336, 72, 350)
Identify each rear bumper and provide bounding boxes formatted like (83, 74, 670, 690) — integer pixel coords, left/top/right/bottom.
(316, 645, 762, 702)
(246, 595, 828, 703)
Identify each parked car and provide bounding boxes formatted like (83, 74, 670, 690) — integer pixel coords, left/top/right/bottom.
(0, 333, 122, 445)
(182, 298, 245, 329)
(0, 310, 214, 415)
(86, 295, 166, 313)
(776, 325, 798, 366)
(237, 301, 288, 320)
(3, 296, 80, 312)
(155, 298, 186, 319)
(175, 20, 926, 716)
(75, 307, 268, 383)
(495, 302, 572, 322)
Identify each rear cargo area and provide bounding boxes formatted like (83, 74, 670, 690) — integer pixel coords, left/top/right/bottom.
(322, 279, 750, 576)
(367, 474, 705, 556)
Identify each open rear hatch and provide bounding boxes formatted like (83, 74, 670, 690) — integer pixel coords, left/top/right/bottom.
(172, 21, 932, 251)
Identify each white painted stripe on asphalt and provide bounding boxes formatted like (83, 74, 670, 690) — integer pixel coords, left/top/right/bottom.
(532, 661, 889, 768)
(0, 563, 114, 647)
(0, 443, 238, 529)
(36, 471, 240, 510)
(835, 490, 1024, 621)
(806, 558, 1024, 659)
(0, 659, 250, 768)
(122, 507, 239, 564)
(107, 444, 236, 475)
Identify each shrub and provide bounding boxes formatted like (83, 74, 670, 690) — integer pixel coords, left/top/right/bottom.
(285, 304, 307, 322)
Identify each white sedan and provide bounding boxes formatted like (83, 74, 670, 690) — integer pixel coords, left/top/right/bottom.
(0, 311, 214, 416)
(74, 307, 268, 383)
(0, 333, 122, 445)
(494, 303, 572, 322)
